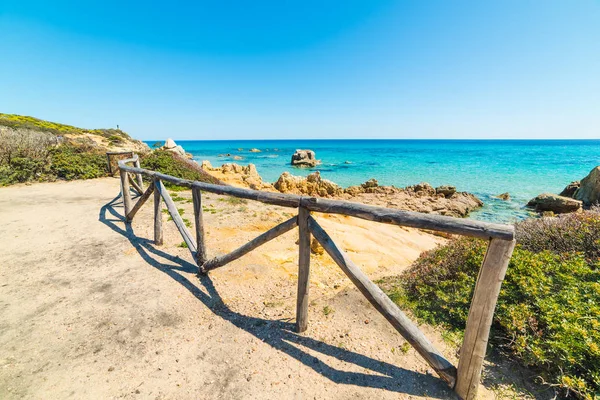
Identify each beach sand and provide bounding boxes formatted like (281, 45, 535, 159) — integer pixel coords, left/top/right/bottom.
(0, 178, 518, 399)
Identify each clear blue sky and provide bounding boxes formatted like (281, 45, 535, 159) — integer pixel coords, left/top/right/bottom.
(1, 1, 599, 140)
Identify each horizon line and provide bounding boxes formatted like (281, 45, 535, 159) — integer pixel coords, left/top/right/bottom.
(142, 137, 600, 142)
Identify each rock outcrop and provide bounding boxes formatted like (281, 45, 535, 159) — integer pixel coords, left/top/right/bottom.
(291, 149, 319, 167)
(198, 160, 484, 218)
(274, 171, 343, 197)
(161, 138, 192, 159)
(201, 162, 274, 191)
(527, 193, 582, 214)
(272, 173, 482, 217)
(560, 181, 580, 198)
(496, 192, 511, 201)
(573, 167, 600, 206)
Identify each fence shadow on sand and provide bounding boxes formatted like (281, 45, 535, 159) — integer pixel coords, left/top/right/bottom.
(99, 194, 455, 398)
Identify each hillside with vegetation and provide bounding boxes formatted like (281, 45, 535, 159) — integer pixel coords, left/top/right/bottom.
(0, 113, 222, 187)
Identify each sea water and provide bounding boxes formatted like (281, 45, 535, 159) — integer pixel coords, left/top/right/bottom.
(144, 139, 600, 223)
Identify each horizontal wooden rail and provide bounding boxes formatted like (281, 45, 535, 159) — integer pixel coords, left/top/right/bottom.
(117, 155, 514, 240)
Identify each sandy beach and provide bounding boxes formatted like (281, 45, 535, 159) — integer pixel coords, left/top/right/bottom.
(0, 176, 470, 399)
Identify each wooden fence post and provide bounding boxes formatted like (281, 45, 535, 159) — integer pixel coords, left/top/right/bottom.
(153, 177, 163, 245)
(192, 188, 208, 271)
(455, 238, 516, 400)
(296, 206, 311, 333)
(133, 158, 144, 191)
(120, 169, 132, 218)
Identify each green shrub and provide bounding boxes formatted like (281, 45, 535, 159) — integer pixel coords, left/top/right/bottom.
(49, 145, 108, 180)
(140, 150, 221, 188)
(383, 212, 600, 399)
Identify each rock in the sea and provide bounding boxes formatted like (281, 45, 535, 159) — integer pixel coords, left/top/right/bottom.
(496, 192, 511, 201)
(291, 149, 319, 167)
(233, 155, 243, 160)
(573, 167, 600, 206)
(435, 185, 456, 198)
(527, 193, 582, 214)
(560, 181, 580, 198)
(249, 148, 261, 153)
(160, 138, 187, 157)
(163, 138, 177, 149)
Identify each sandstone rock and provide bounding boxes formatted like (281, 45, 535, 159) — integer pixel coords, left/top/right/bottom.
(201, 160, 213, 170)
(435, 185, 456, 198)
(496, 192, 511, 201)
(573, 168, 600, 206)
(310, 238, 324, 255)
(291, 149, 319, 167)
(361, 179, 378, 189)
(233, 155, 243, 160)
(560, 181, 580, 198)
(273, 171, 343, 197)
(344, 186, 364, 196)
(527, 193, 582, 214)
(408, 182, 436, 196)
(249, 148, 261, 153)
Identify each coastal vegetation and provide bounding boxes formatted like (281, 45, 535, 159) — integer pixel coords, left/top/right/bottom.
(0, 113, 221, 188)
(0, 113, 129, 140)
(381, 210, 600, 399)
(139, 150, 222, 188)
(0, 125, 109, 185)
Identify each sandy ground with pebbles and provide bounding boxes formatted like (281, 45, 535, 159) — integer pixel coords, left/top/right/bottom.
(0, 178, 536, 399)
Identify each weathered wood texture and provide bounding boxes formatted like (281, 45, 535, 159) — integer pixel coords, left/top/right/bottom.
(120, 169, 132, 217)
(455, 238, 516, 400)
(133, 158, 144, 191)
(126, 181, 155, 222)
(107, 151, 134, 176)
(201, 216, 298, 273)
(300, 197, 514, 241)
(118, 155, 514, 241)
(128, 173, 144, 195)
(308, 216, 457, 386)
(192, 187, 208, 269)
(158, 181, 197, 259)
(296, 207, 311, 333)
(153, 177, 163, 245)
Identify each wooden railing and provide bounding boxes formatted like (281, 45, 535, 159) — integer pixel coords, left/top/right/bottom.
(114, 152, 515, 400)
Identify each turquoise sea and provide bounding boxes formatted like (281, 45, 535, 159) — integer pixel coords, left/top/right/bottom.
(145, 140, 600, 223)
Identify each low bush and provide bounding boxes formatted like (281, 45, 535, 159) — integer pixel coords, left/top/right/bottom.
(140, 150, 222, 188)
(49, 145, 108, 180)
(383, 212, 600, 399)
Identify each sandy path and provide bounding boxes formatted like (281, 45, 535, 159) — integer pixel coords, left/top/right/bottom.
(0, 178, 469, 399)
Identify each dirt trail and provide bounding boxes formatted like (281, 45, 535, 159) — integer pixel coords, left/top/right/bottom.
(0, 178, 515, 399)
